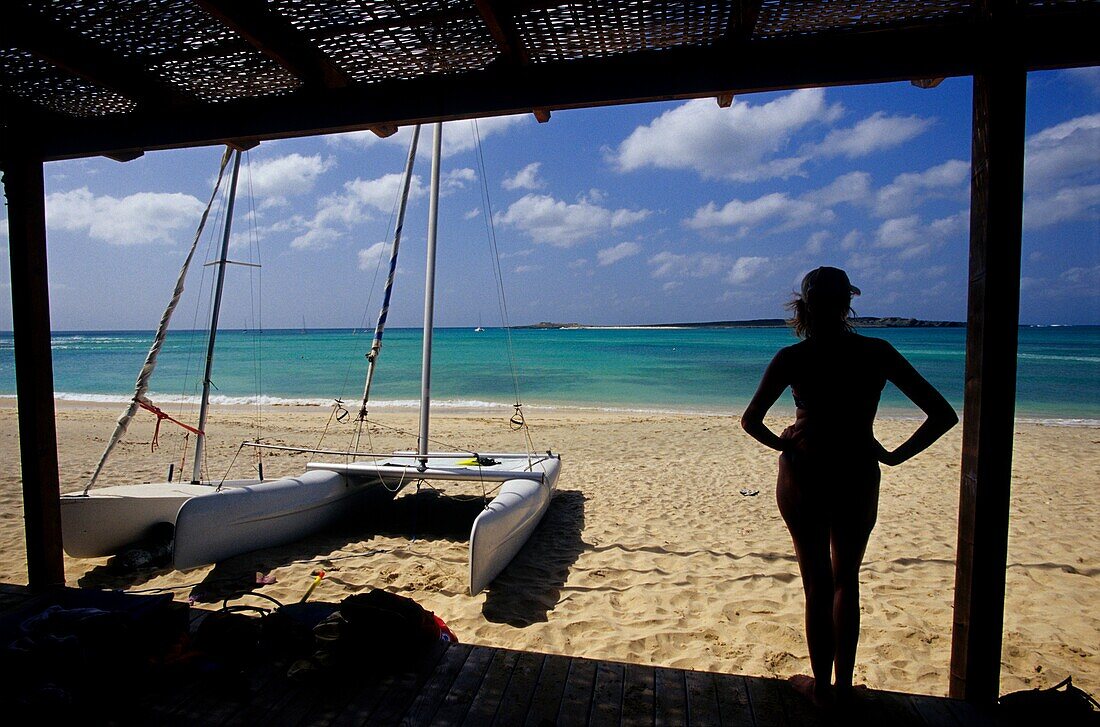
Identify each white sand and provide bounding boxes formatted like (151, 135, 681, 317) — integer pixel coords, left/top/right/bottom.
(0, 402, 1096, 698)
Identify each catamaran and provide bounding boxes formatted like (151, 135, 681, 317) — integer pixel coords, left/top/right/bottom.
(60, 124, 561, 595)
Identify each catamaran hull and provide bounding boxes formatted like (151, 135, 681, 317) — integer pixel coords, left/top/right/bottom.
(307, 452, 562, 595)
(61, 472, 398, 570)
(60, 480, 259, 559)
(469, 456, 561, 595)
(173, 470, 393, 570)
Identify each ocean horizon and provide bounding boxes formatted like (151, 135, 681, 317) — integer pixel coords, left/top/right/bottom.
(1, 325, 1097, 425)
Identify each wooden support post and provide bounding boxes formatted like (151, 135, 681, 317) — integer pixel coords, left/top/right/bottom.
(949, 65, 1027, 703)
(2, 152, 65, 589)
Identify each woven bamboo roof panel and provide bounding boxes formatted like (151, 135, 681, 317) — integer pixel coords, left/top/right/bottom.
(516, 2, 733, 63)
(1, 0, 1097, 160)
(2, 0, 1013, 121)
(0, 47, 138, 117)
(754, 0, 973, 39)
(39, 0, 237, 61)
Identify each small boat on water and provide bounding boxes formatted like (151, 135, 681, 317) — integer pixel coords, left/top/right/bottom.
(62, 124, 561, 594)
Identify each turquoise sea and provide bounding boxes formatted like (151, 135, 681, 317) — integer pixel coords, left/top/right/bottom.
(1, 326, 1097, 423)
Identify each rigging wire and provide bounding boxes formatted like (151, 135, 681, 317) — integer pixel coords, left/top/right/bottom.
(244, 150, 265, 479)
(175, 151, 232, 482)
(320, 144, 408, 454)
(471, 119, 524, 409)
(471, 119, 537, 460)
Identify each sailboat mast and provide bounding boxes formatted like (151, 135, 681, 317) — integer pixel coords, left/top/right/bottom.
(418, 122, 443, 468)
(192, 149, 242, 483)
(358, 125, 421, 422)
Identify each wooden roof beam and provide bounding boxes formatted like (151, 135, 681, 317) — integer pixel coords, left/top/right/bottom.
(0, 4, 189, 110)
(0, 91, 69, 128)
(731, 0, 764, 42)
(195, 0, 351, 89)
(475, 0, 530, 65)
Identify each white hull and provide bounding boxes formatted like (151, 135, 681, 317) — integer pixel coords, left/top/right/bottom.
(174, 470, 394, 570)
(469, 455, 561, 595)
(309, 452, 562, 594)
(61, 480, 256, 559)
(60, 471, 399, 570)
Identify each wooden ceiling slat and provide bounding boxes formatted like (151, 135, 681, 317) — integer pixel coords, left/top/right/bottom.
(195, 0, 352, 89)
(475, 0, 530, 65)
(736, 1, 764, 42)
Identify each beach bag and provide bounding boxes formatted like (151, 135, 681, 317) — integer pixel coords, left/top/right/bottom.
(287, 589, 456, 680)
(338, 589, 446, 668)
(1000, 676, 1100, 726)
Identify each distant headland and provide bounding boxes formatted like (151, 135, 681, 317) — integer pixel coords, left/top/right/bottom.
(516, 317, 965, 329)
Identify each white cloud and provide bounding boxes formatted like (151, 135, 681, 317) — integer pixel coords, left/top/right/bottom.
(610, 89, 841, 181)
(874, 159, 970, 217)
(809, 112, 932, 159)
(806, 171, 873, 207)
(875, 216, 922, 249)
(840, 230, 862, 250)
(1059, 264, 1100, 295)
(289, 172, 426, 249)
(46, 187, 205, 245)
(513, 264, 540, 274)
(662, 281, 682, 292)
(1065, 67, 1100, 95)
(503, 162, 544, 191)
(1025, 113, 1100, 189)
(339, 173, 425, 218)
(326, 115, 528, 157)
(805, 231, 830, 254)
(357, 241, 389, 270)
(597, 241, 641, 266)
(442, 167, 477, 195)
(568, 258, 589, 269)
(464, 208, 481, 220)
(290, 227, 340, 250)
(1017, 114, 1100, 229)
(247, 153, 333, 202)
(726, 256, 770, 284)
(845, 251, 885, 271)
(1024, 184, 1100, 228)
(686, 192, 825, 235)
(497, 193, 651, 247)
(648, 251, 731, 279)
(874, 212, 966, 259)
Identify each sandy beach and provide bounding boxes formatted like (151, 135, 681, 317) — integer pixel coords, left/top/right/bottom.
(0, 401, 1096, 699)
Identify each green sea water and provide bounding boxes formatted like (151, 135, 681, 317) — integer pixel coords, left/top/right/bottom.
(1, 326, 1097, 423)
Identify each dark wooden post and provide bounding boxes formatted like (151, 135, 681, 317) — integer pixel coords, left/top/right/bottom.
(949, 64, 1027, 701)
(2, 152, 66, 589)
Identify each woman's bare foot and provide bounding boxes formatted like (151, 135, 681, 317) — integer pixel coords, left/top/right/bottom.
(833, 683, 868, 707)
(789, 675, 833, 709)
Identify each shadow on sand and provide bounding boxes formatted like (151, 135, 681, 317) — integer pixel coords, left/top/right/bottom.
(481, 489, 587, 627)
(79, 485, 587, 623)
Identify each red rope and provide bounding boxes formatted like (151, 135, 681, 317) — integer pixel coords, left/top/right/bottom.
(139, 401, 203, 451)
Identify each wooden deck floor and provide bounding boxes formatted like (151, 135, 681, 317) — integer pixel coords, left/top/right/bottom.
(138, 641, 1005, 726)
(2, 585, 1006, 726)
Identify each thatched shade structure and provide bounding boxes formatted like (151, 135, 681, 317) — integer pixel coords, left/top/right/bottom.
(2, 0, 1097, 704)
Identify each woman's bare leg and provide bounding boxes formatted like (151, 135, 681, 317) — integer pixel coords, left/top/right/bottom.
(830, 466, 880, 696)
(777, 454, 834, 706)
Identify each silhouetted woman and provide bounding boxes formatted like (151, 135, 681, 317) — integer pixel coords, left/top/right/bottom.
(741, 266, 957, 707)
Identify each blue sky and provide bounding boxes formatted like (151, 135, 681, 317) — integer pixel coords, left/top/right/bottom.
(2, 68, 1098, 330)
